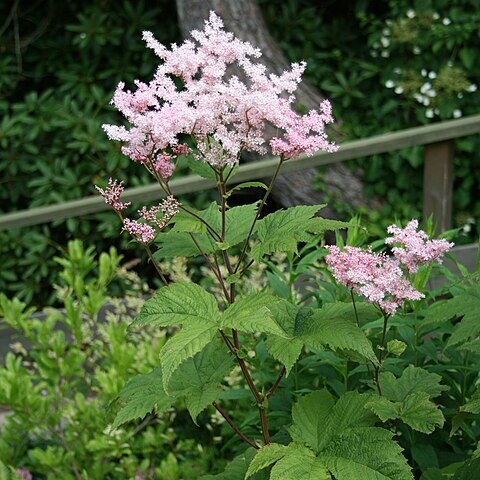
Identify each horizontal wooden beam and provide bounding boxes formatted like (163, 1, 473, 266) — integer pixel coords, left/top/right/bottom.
(1, 113, 480, 231)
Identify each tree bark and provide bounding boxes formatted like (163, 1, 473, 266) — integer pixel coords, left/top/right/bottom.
(175, 0, 369, 215)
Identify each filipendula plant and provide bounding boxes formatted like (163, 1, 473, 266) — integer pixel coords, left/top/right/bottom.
(98, 12, 458, 479)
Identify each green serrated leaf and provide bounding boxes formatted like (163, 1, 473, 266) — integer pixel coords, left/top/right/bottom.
(245, 443, 289, 478)
(250, 205, 325, 261)
(170, 202, 219, 234)
(270, 444, 329, 480)
(460, 385, 480, 414)
(303, 303, 379, 365)
(111, 368, 174, 429)
(289, 390, 413, 480)
(265, 302, 304, 375)
(160, 323, 218, 390)
(387, 339, 407, 356)
(221, 292, 286, 336)
(379, 366, 448, 402)
(130, 282, 220, 329)
(186, 157, 217, 180)
(169, 339, 234, 422)
(200, 449, 259, 480)
(154, 231, 216, 258)
(367, 392, 445, 434)
(422, 286, 480, 346)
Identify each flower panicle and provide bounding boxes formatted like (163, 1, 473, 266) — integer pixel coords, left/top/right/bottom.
(95, 178, 131, 213)
(102, 11, 337, 170)
(325, 220, 453, 314)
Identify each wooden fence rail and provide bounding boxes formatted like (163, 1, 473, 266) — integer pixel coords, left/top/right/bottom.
(1, 114, 480, 232)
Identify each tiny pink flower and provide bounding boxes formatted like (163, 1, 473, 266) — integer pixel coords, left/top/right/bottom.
(122, 218, 155, 244)
(385, 219, 454, 273)
(95, 178, 131, 212)
(325, 245, 424, 315)
(103, 12, 337, 170)
(153, 153, 176, 180)
(16, 469, 32, 480)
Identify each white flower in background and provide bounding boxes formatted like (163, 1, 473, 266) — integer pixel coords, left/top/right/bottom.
(442, 18, 452, 25)
(420, 82, 432, 94)
(394, 86, 404, 94)
(406, 9, 416, 18)
(381, 37, 390, 48)
(433, 12, 440, 20)
(394, 68, 402, 74)
(458, 93, 464, 99)
(385, 80, 395, 88)
(453, 109, 462, 118)
(428, 71, 437, 79)
(413, 46, 421, 54)
(381, 50, 390, 58)
(426, 109, 434, 118)
(467, 84, 478, 92)
(383, 28, 390, 36)
(421, 69, 428, 77)
(426, 89, 436, 98)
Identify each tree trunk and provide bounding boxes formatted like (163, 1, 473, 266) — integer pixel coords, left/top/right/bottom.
(175, 0, 369, 215)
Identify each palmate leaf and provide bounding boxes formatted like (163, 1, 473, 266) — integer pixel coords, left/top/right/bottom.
(367, 392, 445, 434)
(221, 292, 286, 337)
(265, 301, 379, 374)
(169, 339, 234, 422)
(154, 202, 258, 258)
(249, 390, 412, 480)
(379, 366, 448, 403)
(422, 285, 480, 347)
(367, 366, 447, 434)
(200, 449, 266, 480)
(250, 205, 350, 261)
(160, 322, 218, 390)
(111, 368, 174, 429)
(460, 385, 480, 414)
(130, 282, 221, 329)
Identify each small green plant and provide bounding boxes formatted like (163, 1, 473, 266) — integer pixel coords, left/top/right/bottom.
(0, 241, 219, 479)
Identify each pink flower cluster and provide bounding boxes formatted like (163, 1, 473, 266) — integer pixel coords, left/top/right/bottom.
(122, 196, 181, 244)
(385, 220, 454, 273)
(95, 178, 130, 212)
(102, 11, 337, 170)
(96, 177, 180, 244)
(325, 221, 453, 314)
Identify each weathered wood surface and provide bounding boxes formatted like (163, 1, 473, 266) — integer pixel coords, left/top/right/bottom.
(423, 141, 454, 234)
(1, 114, 479, 231)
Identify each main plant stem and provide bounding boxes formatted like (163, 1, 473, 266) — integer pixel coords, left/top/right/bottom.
(374, 311, 390, 396)
(234, 157, 285, 274)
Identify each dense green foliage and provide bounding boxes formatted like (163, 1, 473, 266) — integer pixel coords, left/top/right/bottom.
(0, 0, 181, 304)
(0, 242, 221, 479)
(259, 0, 480, 238)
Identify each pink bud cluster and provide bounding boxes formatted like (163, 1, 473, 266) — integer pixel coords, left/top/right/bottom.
(95, 178, 130, 212)
(325, 221, 453, 314)
(102, 11, 337, 171)
(122, 196, 181, 244)
(96, 177, 180, 245)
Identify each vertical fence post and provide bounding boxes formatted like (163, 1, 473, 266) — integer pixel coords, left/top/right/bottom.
(423, 140, 454, 234)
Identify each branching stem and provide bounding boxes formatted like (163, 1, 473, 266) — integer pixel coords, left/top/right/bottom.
(234, 157, 285, 273)
(212, 401, 258, 449)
